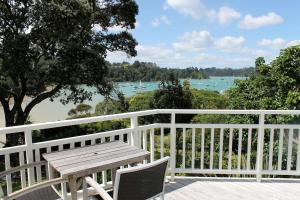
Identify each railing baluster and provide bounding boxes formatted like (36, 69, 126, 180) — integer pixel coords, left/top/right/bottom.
(19, 151, 26, 188)
(256, 114, 265, 182)
(278, 128, 284, 170)
(297, 129, 300, 171)
(35, 149, 42, 182)
(5, 154, 12, 194)
(219, 128, 224, 170)
(192, 128, 195, 169)
(287, 129, 293, 170)
(160, 128, 164, 158)
(210, 128, 214, 169)
(150, 128, 155, 162)
(228, 128, 233, 170)
(246, 128, 252, 171)
(143, 129, 147, 150)
(25, 129, 35, 185)
(130, 116, 138, 147)
(46, 147, 51, 180)
(120, 134, 124, 143)
(237, 128, 242, 170)
(170, 112, 176, 180)
(143, 129, 148, 164)
(269, 128, 274, 170)
(91, 139, 95, 145)
(201, 128, 205, 169)
(182, 128, 186, 169)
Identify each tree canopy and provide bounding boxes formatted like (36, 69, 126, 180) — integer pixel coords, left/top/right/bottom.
(0, 0, 138, 126)
(228, 46, 300, 110)
(107, 61, 208, 82)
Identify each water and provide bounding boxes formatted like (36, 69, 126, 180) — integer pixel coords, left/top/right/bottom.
(0, 76, 246, 126)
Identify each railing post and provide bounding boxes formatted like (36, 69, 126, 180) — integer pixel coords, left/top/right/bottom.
(130, 116, 139, 147)
(170, 112, 176, 181)
(24, 129, 35, 185)
(256, 114, 265, 182)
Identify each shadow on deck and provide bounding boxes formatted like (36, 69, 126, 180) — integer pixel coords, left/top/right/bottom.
(164, 177, 300, 200)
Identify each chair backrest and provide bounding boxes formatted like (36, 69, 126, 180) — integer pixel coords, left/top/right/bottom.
(113, 157, 169, 200)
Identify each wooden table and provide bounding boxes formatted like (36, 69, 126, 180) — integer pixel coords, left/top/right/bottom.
(43, 141, 149, 200)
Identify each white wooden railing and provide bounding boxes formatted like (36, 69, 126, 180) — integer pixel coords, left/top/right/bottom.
(0, 109, 300, 198)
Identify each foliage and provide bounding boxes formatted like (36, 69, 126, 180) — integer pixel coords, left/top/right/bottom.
(107, 61, 208, 82)
(202, 67, 254, 77)
(95, 93, 129, 115)
(192, 89, 229, 109)
(128, 92, 153, 112)
(0, 0, 138, 128)
(228, 46, 300, 123)
(150, 74, 193, 110)
(229, 46, 300, 110)
(68, 103, 92, 118)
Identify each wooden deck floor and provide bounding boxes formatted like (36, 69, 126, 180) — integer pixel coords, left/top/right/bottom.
(164, 177, 300, 200)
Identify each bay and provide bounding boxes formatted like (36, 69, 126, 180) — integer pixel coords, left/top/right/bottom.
(0, 76, 246, 127)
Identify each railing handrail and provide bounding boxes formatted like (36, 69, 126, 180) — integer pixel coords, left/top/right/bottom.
(1, 109, 300, 134)
(0, 109, 159, 134)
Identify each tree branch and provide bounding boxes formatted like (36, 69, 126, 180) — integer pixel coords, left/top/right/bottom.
(0, 86, 17, 97)
(24, 85, 62, 118)
(0, 92, 10, 115)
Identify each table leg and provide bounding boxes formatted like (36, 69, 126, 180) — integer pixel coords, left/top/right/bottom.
(47, 162, 53, 179)
(82, 177, 88, 200)
(69, 176, 77, 200)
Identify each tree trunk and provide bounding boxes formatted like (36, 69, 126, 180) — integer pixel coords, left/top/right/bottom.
(4, 109, 27, 147)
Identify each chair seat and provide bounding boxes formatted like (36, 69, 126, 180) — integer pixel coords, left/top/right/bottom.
(15, 186, 61, 200)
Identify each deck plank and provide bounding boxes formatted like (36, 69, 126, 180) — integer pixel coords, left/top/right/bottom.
(164, 177, 300, 200)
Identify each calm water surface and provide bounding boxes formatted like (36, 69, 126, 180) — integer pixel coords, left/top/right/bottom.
(0, 76, 246, 126)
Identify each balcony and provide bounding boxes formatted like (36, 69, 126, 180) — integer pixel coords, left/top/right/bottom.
(1, 109, 300, 199)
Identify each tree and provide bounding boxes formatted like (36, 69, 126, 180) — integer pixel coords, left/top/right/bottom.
(0, 0, 138, 127)
(68, 103, 92, 118)
(228, 45, 300, 123)
(150, 73, 193, 123)
(95, 92, 129, 115)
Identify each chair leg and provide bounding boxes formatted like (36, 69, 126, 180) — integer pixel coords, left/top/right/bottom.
(161, 193, 164, 200)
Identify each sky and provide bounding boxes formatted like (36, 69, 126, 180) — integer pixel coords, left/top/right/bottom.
(106, 0, 300, 68)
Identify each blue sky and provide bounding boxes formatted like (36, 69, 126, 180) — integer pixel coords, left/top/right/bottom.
(106, 0, 300, 68)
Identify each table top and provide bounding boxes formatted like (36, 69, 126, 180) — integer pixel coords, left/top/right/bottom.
(43, 141, 149, 178)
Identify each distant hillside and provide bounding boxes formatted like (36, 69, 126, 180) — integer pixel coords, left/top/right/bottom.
(202, 67, 254, 77)
(107, 61, 209, 81)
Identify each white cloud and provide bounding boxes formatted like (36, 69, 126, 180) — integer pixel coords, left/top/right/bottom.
(286, 40, 300, 47)
(136, 45, 181, 61)
(194, 53, 253, 68)
(218, 6, 241, 24)
(173, 30, 214, 52)
(258, 38, 287, 49)
(215, 36, 245, 51)
(173, 30, 246, 53)
(151, 15, 171, 27)
(92, 22, 140, 32)
(255, 49, 272, 57)
(239, 12, 283, 29)
(165, 0, 215, 20)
